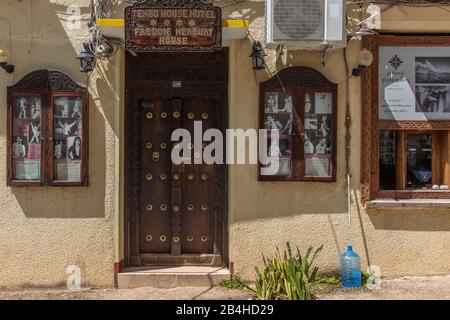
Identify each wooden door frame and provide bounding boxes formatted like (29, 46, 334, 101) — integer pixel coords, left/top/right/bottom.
(123, 49, 229, 267)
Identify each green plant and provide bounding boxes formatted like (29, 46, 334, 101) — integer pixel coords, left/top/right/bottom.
(246, 242, 323, 300)
(315, 276, 340, 285)
(311, 275, 340, 293)
(361, 271, 370, 286)
(218, 275, 245, 290)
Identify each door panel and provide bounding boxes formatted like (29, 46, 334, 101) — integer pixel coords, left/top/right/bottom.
(125, 50, 228, 266)
(180, 96, 216, 254)
(139, 97, 172, 254)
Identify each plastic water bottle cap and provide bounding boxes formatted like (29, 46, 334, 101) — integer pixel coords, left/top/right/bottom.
(347, 245, 353, 251)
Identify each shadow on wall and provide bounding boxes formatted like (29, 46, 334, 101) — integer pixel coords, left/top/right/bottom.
(10, 97, 107, 219)
(368, 210, 450, 232)
(0, 1, 114, 218)
(1, 1, 120, 219)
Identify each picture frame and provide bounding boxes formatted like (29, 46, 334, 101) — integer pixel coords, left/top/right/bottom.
(6, 70, 89, 187)
(258, 67, 338, 182)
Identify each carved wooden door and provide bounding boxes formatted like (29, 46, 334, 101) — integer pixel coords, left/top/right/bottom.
(125, 51, 228, 266)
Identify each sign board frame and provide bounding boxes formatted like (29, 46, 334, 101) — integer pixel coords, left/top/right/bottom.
(125, 0, 222, 52)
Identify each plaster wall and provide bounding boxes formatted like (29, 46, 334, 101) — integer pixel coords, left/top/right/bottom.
(0, 0, 119, 288)
(227, 1, 450, 279)
(1, 0, 450, 288)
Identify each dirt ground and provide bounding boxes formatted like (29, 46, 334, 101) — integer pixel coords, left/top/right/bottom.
(0, 276, 449, 300)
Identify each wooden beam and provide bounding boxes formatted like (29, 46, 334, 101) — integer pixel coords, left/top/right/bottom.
(396, 131, 406, 190)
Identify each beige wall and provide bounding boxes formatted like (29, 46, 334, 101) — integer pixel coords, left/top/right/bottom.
(0, 0, 119, 288)
(1, 0, 450, 288)
(228, 1, 450, 279)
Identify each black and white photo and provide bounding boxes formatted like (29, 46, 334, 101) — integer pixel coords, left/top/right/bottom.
(12, 136, 27, 159)
(67, 136, 82, 160)
(54, 97, 69, 117)
(70, 98, 82, 118)
(305, 113, 318, 130)
(318, 114, 331, 138)
(315, 136, 331, 154)
(276, 94, 293, 113)
(315, 92, 332, 114)
(54, 139, 67, 160)
(14, 96, 41, 119)
(267, 137, 291, 157)
(264, 114, 292, 134)
(304, 131, 316, 154)
(415, 85, 450, 113)
(28, 120, 41, 144)
(265, 92, 279, 113)
(415, 57, 450, 84)
(304, 93, 314, 113)
(55, 118, 78, 136)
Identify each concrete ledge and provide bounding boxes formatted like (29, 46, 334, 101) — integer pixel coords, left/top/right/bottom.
(118, 266, 230, 289)
(367, 199, 450, 209)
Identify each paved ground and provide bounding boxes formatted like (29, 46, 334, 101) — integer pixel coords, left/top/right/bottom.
(1, 276, 449, 300)
(317, 275, 450, 300)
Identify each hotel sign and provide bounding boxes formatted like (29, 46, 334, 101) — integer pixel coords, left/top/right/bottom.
(125, 0, 222, 52)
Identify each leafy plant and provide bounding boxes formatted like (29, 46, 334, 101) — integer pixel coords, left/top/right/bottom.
(218, 275, 245, 290)
(311, 275, 340, 293)
(315, 276, 340, 285)
(361, 271, 370, 286)
(246, 242, 323, 300)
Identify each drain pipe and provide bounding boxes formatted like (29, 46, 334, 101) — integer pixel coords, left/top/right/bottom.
(343, 46, 352, 232)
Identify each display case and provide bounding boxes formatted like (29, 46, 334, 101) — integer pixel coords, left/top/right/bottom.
(7, 70, 88, 186)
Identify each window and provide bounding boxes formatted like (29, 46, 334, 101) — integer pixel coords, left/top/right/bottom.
(362, 35, 450, 201)
(7, 70, 88, 186)
(259, 67, 337, 182)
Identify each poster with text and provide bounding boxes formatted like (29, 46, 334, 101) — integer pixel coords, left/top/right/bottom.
(379, 46, 450, 120)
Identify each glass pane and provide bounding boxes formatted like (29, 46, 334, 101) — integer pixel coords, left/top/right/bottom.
(12, 96, 41, 181)
(379, 130, 396, 190)
(407, 133, 432, 189)
(260, 92, 293, 177)
(53, 96, 83, 182)
(304, 92, 333, 177)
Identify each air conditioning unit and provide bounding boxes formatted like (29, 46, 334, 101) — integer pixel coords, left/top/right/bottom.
(266, 0, 346, 50)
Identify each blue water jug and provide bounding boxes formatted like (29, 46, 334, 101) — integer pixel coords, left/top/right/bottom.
(340, 245, 361, 287)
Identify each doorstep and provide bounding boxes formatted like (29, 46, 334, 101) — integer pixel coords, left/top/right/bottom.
(117, 266, 230, 289)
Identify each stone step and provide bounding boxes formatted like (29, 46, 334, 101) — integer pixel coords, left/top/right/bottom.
(118, 266, 231, 289)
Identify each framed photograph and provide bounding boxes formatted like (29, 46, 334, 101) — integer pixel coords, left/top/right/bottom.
(28, 120, 41, 144)
(260, 158, 291, 177)
(54, 139, 67, 160)
(267, 137, 291, 157)
(379, 47, 450, 120)
(305, 114, 318, 130)
(264, 114, 292, 134)
(8, 95, 43, 184)
(12, 136, 28, 159)
(305, 154, 331, 177)
(51, 94, 87, 185)
(7, 70, 88, 186)
(55, 118, 78, 136)
(15, 161, 40, 181)
(259, 69, 337, 182)
(265, 92, 279, 113)
(315, 92, 333, 114)
(415, 85, 450, 113)
(415, 57, 450, 84)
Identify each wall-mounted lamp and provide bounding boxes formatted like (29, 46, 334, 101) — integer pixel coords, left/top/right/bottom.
(0, 49, 15, 74)
(76, 43, 96, 73)
(352, 49, 374, 77)
(250, 41, 266, 70)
